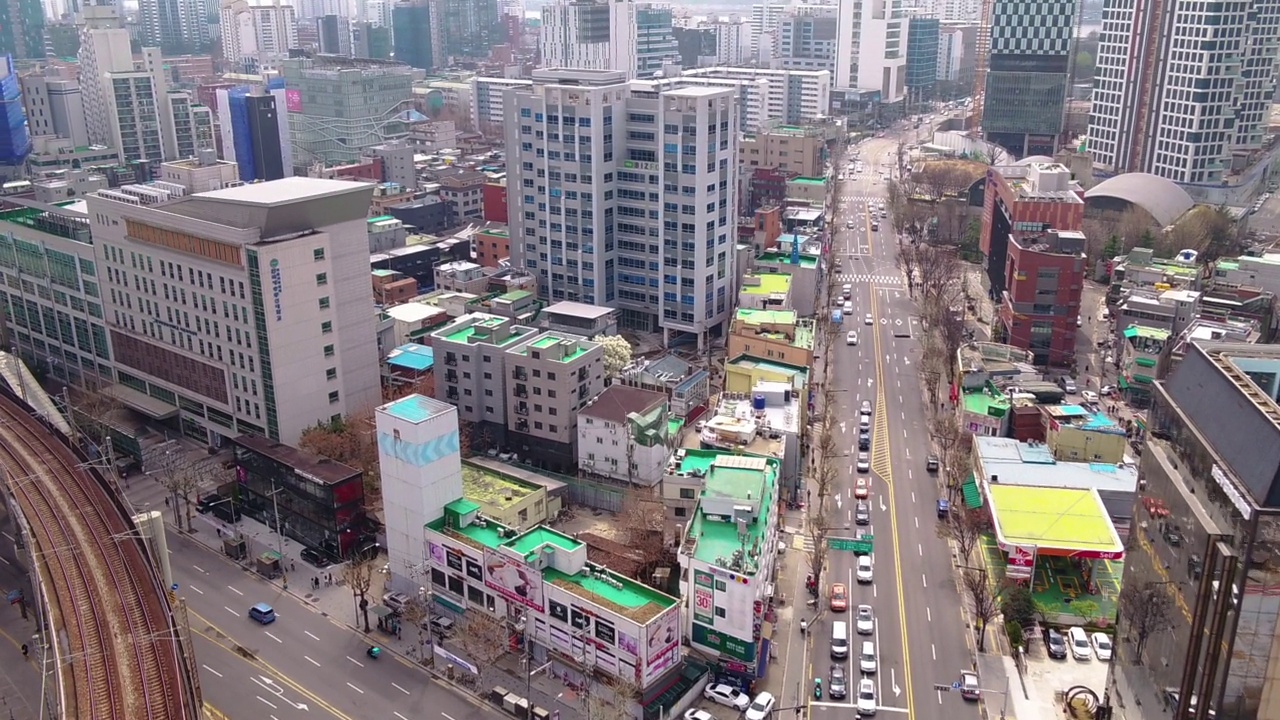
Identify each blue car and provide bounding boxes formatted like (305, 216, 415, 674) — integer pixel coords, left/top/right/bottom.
(936, 499, 950, 519)
(249, 603, 276, 624)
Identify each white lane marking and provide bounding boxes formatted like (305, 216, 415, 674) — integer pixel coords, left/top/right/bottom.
(258, 697, 278, 709)
(227, 586, 244, 596)
(932, 644, 937, 660)
(392, 682, 410, 695)
(347, 656, 364, 667)
(305, 656, 320, 667)
(2, 533, 12, 541)
(225, 606, 238, 616)
(347, 682, 365, 694)
(874, 706, 911, 713)
(927, 607, 932, 622)
(903, 429, 908, 438)
(202, 665, 223, 677)
(442, 713, 459, 720)
(396, 714, 410, 720)
(922, 574, 928, 588)
(910, 491, 915, 502)
(192, 565, 205, 574)
(264, 631, 282, 643)
(188, 585, 204, 595)
(305, 631, 320, 641)
(918, 543, 923, 556)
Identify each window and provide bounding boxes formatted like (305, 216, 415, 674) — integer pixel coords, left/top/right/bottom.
(320, 321, 332, 334)
(679, 488, 696, 499)
(323, 344, 335, 358)
(326, 367, 337, 380)
(315, 272, 327, 286)
(313, 248, 325, 261)
(328, 390, 340, 403)
(318, 296, 331, 310)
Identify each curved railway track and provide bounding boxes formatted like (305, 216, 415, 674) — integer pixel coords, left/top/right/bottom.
(0, 391, 193, 720)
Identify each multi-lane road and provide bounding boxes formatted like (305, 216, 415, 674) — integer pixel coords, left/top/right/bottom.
(802, 131, 984, 720)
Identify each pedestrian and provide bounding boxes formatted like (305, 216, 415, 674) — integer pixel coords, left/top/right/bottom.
(164, 496, 170, 507)
(21, 644, 27, 657)
(312, 576, 318, 590)
(290, 560, 296, 572)
(328, 572, 333, 586)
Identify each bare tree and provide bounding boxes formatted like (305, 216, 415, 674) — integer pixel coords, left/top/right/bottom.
(341, 555, 377, 632)
(938, 507, 988, 562)
(298, 412, 382, 500)
(806, 496, 832, 591)
(917, 162, 980, 202)
(400, 597, 430, 660)
(1118, 581, 1176, 664)
(583, 673, 642, 720)
(962, 567, 999, 652)
(915, 245, 963, 318)
(453, 612, 511, 680)
(618, 487, 669, 574)
(144, 445, 206, 532)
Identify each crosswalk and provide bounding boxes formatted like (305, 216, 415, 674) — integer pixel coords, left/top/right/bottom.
(795, 532, 815, 553)
(834, 273, 902, 284)
(841, 195, 886, 204)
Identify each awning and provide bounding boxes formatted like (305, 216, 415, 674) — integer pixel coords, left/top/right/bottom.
(103, 384, 179, 419)
(1118, 377, 1129, 390)
(432, 594, 466, 615)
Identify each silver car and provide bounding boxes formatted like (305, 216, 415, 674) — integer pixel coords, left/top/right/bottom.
(855, 605, 874, 635)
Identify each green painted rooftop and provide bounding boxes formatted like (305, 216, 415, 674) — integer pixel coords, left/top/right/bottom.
(512, 333, 591, 362)
(735, 308, 796, 324)
(544, 568, 678, 618)
(757, 251, 819, 268)
(440, 316, 531, 346)
(727, 355, 810, 383)
(734, 309, 814, 350)
(479, 228, 509, 237)
(963, 387, 1010, 417)
(790, 177, 826, 186)
(740, 273, 793, 295)
(1123, 326, 1171, 340)
(682, 451, 779, 574)
(508, 526, 582, 556)
(499, 289, 533, 302)
(368, 215, 395, 223)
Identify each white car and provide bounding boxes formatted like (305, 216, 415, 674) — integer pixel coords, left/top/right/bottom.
(1081, 390, 1099, 404)
(684, 711, 715, 720)
(857, 452, 870, 473)
(856, 555, 873, 584)
(1091, 632, 1113, 661)
(856, 678, 878, 715)
(847, 330, 859, 345)
(703, 683, 750, 711)
(745, 691, 776, 720)
(1068, 626, 1092, 661)
(855, 605, 874, 634)
(864, 313, 874, 325)
(859, 641, 878, 673)
(843, 301, 855, 314)
(1100, 385, 1117, 397)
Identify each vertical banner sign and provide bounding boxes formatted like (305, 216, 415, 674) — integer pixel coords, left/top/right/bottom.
(269, 259, 284, 321)
(693, 570, 715, 625)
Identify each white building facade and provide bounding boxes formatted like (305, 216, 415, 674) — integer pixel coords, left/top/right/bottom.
(679, 67, 832, 129)
(77, 6, 136, 149)
(220, 0, 299, 72)
(539, 0, 639, 79)
(577, 385, 670, 487)
(834, 0, 907, 104)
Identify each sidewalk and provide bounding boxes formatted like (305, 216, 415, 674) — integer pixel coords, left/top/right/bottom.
(0, 504, 51, 720)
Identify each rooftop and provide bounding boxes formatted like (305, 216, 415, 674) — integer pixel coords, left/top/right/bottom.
(462, 462, 537, 510)
(511, 332, 594, 362)
(437, 314, 533, 346)
(698, 384, 801, 457)
(232, 434, 361, 485)
(1123, 326, 1171, 341)
(580, 385, 668, 424)
(544, 300, 616, 320)
(733, 308, 815, 350)
(962, 384, 1011, 418)
(1043, 405, 1125, 434)
(725, 354, 810, 391)
(740, 272, 793, 296)
(681, 452, 779, 575)
(985, 484, 1124, 556)
(0, 204, 91, 244)
(385, 343, 434, 371)
(789, 176, 826, 186)
(756, 251, 819, 269)
(974, 437, 1138, 494)
(380, 394, 454, 424)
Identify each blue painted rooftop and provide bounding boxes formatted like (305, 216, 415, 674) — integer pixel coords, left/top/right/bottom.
(387, 343, 434, 371)
(383, 394, 450, 423)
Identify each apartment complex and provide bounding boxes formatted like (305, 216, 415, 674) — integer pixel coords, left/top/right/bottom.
(776, 5, 839, 73)
(539, 0, 639, 78)
(219, 0, 299, 72)
(1087, 0, 1280, 184)
(981, 0, 1078, 156)
(679, 67, 831, 130)
(138, 0, 211, 54)
(506, 332, 604, 470)
(431, 313, 538, 443)
(504, 69, 739, 348)
(85, 177, 381, 446)
(834, 0, 908, 105)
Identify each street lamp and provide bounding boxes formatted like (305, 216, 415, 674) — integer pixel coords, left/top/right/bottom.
(264, 482, 288, 590)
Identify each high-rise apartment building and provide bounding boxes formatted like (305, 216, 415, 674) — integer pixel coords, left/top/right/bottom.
(679, 67, 831, 130)
(1087, 0, 1280, 185)
(0, 0, 44, 59)
(77, 5, 135, 148)
(219, 0, 299, 73)
(777, 4, 839, 73)
(504, 68, 739, 348)
(18, 72, 89, 147)
(980, 0, 1077, 157)
(86, 177, 381, 446)
(164, 89, 215, 159)
(138, 0, 212, 53)
(709, 19, 750, 65)
(316, 14, 352, 54)
(834, 0, 908, 104)
(282, 55, 415, 167)
(749, 3, 788, 57)
(927, 0, 979, 23)
(635, 4, 678, 77)
(391, 1, 436, 70)
(936, 23, 978, 89)
(540, 0, 639, 78)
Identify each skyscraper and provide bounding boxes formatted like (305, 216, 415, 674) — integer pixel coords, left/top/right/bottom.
(635, 4, 678, 77)
(777, 4, 838, 73)
(0, 56, 32, 170)
(834, 0, 908, 104)
(219, 0, 299, 73)
(1087, 0, 1280, 185)
(0, 0, 45, 59)
(138, 0, 212, 53)
(980, 0, 1077, 157)
(316, 13, 352, 54)
(77, 5, 134, 147)
(539, 0, 638, 78)
(434, 0, 500, 60)
(504, 68, 739, 348)
(391, 1, 435, 69)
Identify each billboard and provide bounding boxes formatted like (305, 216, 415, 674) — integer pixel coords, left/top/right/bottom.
(693, 571, 715, 625)
(644, 607, 679, 667)
(483, 549, 544, 613)
(285, 89, 302, 113)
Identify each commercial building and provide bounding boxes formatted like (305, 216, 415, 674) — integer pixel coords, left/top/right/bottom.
(738, 122, 833, 178)
(1107, 342, 1280, 720)
(679, 67, 832, 130)
(472, 77, 532, 135)
(0, 0, 43, 59)
(432, 0, 501, 60)
(219, 0, 299, 73)
(776, 5, 838, 73)
(979, 162, 1084, 303)
(18, 73, 89, 149)
(504, 69, 739, 348)
(138, 0, 211, 53)
(1086, 0, 1280, 183)
(675, 449, 781, 678)
(709, 20, 751, 66)
(726, 308, 815, 368)
(905, 17, 940, 105)
(391, 1, 436, 71)
(834, 0, 908, 105)
(577, 385, 670, 486)
(1040, 403, 1128, 463)
(635, 4, 679, 76)
(997, 228, 1086, 366)
(216, 86, 291, 183)
(539, 0, 639, 78)
(0, 56, 30, 171)
(980, 0, 1078, 157)
(432, 312, 539, 443)
(1117, 325, 1169, 408)
(282, 55, 416, 168)
(506, 331, 605, 471)
(157, 151, 240, 192)
(972, 437, 1138, 527)
(86, 177, 382, 446)
(928, 0, 981, 24)
(315, 14, 353, 55)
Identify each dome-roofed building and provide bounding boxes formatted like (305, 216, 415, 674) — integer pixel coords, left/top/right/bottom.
(1084, 173, 1195, 228)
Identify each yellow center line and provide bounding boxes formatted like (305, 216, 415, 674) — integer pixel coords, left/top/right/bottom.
(866, 210, 916, 719)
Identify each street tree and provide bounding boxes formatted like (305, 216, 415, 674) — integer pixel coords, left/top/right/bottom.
(806, 495, 832, 591)
(916, 162, 980, 202)
(915, 245, 962, 318)
(454, 612, 510, 681)
(144, 444, 205, 532)
(1117, 581, 1176, 664)
(595, 335, 634, 380)
(341, 555, 377, 632)
(298, 413, 382, 500)
(400, 597, 431, 660)
(937, 507, 987, 562)
(962, 567, 999, 652)
(618, 487, 670, 575)
(583, 674, 642, 720)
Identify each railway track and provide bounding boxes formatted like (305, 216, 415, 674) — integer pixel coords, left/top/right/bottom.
(0, 391, 194, 720)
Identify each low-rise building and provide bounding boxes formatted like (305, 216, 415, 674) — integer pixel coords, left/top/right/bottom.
(384, 343, 434, 394)
(617, 353, 712, 420)
(1042, 404, 1128, 464)
(474, 226, 509, 267)
(1118, 325, 1169, 408)
(158, 151, 239, 192)
(726, 308, 815, 368)
(784, 176, 826, 206)
(737, 272, 793, 311)
(367, 215, 409, 253)
(724, 355, 810, 397)
(461, 460, 559, 531)
(373, 269, 418, 305)
(675, 449, 781, 679)
(432, 313, 539, 443)
(435, 260, 494, 294)
(753, 248, 819, 317)
(506, 332, 605, 472)
(578, 386, 671, 487)
(379, 301, 450, 349)
(542, 301, 619, 338)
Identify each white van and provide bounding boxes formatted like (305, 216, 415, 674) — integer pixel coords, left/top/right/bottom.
(831, 621, 849, 660)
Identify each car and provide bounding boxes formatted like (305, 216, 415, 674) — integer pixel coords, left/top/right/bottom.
(1060, 377, 1078, 394)
(859, 640, 877, 673)
(856, 678, 877, 715)
(1081, 390, 1099, 404)
(855, 501, 871, 525)
(744, 691, 776, 720)
(855, 478, 870, 498)
(1163, 688, 1216, 718)
(248, 602, 276, 625)
(856, 453, 870, 474)
(684, 710, 716, 720)
(196, 494, 226, 514)
(960, 670, 980, 700)
(843, 301, 855, 314)
(856, 555, 873, 584)
(830, 583, 849, 612)
(936, 498, 950, 519)
(428, 614, 456, 636)
(864, 313, 874, 325)
(703, 683, 751, 711)
(382, 591, 411, 614)
(846, 330, 859, 345)
(858, 430, 870, 450)
(926, 454, 940, 473)
(842, 283, 853, 299)
(1077, 315, 1083, 327)
(829, 665, 848, 699)
(1091, 632, 1113, 661)
(1100, 384, 1117, 397)
(300, 547, 333, 568)
(1044, 628, 1068, 659)
(1067, 626, 1092, 661)
(860, 401, 872, 416)
(870, 221, 879, 231)
(855, 605, 874, 635)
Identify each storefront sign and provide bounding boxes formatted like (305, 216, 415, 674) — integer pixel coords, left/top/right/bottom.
(692, 623, 755, 663)
(693, 571, 714, 625)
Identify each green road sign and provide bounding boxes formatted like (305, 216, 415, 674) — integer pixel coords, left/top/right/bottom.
(829, 535, 873, 554)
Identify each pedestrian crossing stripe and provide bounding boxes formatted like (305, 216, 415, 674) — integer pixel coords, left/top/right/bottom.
(834, 274, 902, 284)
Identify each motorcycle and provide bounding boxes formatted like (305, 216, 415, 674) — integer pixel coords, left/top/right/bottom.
(800, 619, 807, 635)
(367, 646, 381, 660)
(813, 678, 822, 700)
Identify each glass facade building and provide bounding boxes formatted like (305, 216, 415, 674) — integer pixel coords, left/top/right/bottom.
(982, 0, 1077, 156)
(905, 17, 940, 101)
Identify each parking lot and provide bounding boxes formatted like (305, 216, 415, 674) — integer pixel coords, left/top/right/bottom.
(1246, 188, 1280, 233)
(991, 631, 1109, 719)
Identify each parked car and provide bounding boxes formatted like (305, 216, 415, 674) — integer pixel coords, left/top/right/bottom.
(428, 615, 456, 636)
(196, 494, 226, 514)
(829, 665, 848, 699)
(1044, 628, 1068, 659)
(1067, 626, 1092, 661)
(745, 692, 776, 720)
(1100, 385, 1117, 397)
(858, 431, 871, 451)
(382, 592, 411, 614)
(1081, 390, 1100, 404)
(703, 684, 750, 711)
(859, 641, 878, 674)
(300, 547, 333, 568)
(684, 710, 716, 720)
(1091, 632, 1113, 661)
(926, 454, 940, 473)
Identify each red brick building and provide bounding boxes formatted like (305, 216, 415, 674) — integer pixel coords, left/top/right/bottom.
(980, 163, 1086, 366)
(474, 227, 510, 267)
(482, 181, 508, 222)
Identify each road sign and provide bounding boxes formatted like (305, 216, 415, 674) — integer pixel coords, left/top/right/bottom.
(952, 681, 962, 690)
(829, 535, 874, 554)
(933, 684, 953, 692)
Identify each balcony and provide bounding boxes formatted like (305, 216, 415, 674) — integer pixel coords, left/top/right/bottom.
(516, 403, 529, 416)
(445, 370, 458, 384)
(515, 384, 528, 398)
(446, 388, 459, 401)
(516, 419, 529, 432)
(444, 354, 458, 366)
(512, 367, 528, 381)
(577, 367, 589, 382)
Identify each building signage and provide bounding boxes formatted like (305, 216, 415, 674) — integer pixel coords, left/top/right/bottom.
(482, 548, 545, 612)
(692, 622, 755, 663)
(1211, 464, 1254, 522)
(693, 570, 715, 625)
(269, 258, 283, 322)
(622, 160, 659, 172)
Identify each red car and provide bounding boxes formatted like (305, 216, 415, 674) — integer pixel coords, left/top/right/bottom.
(855, 478, 870, 499)
(829, 583, 849, 612)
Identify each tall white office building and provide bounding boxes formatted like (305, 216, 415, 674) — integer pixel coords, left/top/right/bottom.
(1087, 0, 1280, 184)
(834, 0, 907, 103)
(220, 0, 299, 72)
(749, 3, 788, 55)
(540, 0, 639, 78)
(77, 5, 135, 148)
(927, 0, 980, 23)
(86, 177, 381, 446)
(680, 67, 832, 129)
(708, 19, 751, 65)
(504, 69, 739, 348)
